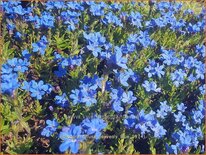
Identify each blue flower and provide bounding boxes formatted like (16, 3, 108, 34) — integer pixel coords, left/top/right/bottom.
(0, 57, 30, 95)
(166, 144, 178, 154)
(177, 103, 186, 112)
(36, 11, 54, 28)
(170, 126, 203, 154)
(187, 74, 196, 82)
(13, 5, 26, 15)
(1, 64, 13, 75)
(114, 69, 132, 87)
(135, 110, 166, 138)
(70, 75, 102, 106)
(156, 101, 172, 119)
(152, 123, 167, 138)
(89, 3, 105, 16)
(82, 117, 107, 140)
(7, 23, 15, 31)
(59, 125, 85, 153)
(192, 110, 204, 124)
(6, 58, 30, 73)
(144, 60, 165, 78)
(137, 31, 156, 48)
(45, 1, 65, 10)
(67, 2, 84, 11)
(60, 58, 69, 68)
(41, 119, 59, 137)
(80, 88, 97, 106)
(22, 49, 31, 60)
(55, 93, 69, 108)
(124, 114, 137, 128)
(138, 110, 156, 123)
(170, 19, 185, 31)
(60, 10, 81, 31)
(54, 52, 62, 60)
(142, 80, 161, 92)
(174, 112, 186, 123)
(155, 63, 165, 78)
(127, 34, 138, 44)
(13, 59, 30, 73)
(128, 11, 142, 28)
(1, 73, 19, 95)
(108, 46, 128, 69)
(81, 75, 101, 90)
(112, 100, 124, 112)
(14, 31, 22, 39)
(183, 56, 197, 69)
(32, 36, 48, 55)
(122, 91, 137, 104)
(110, 3, 122, 11)
(54, 66, 67, 77)
(146, 17, 168, 28)
(84, 32, 106, 46)
(199, 84, 205, 95)
(84, 32, 106, 57)
(110, 87, 124, 112)
(86, 44, 101, 57)
(171, 69, 186, 87)
(135, 123, 149, 136)
(187, 23, 201, 33)
(102, 12, 123, 27)
(161, 48, 180, 65)
(124, 107, 167, 138)
(195, 44, 205, 57)
(21, 80, 52, 100)
(122, 43, 136, 54)
(126, 32, 156, 50)
(195, 62, 204, 80)
(68, 56, 82, 67)
(70, 89, 83, 105)
(110, 87, 123, 101)
(124, 107, 138, 128)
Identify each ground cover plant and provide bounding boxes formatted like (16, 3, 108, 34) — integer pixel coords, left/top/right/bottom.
(0, 0, 205, 154)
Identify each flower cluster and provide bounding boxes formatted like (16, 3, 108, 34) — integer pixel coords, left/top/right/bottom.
(54, 54, 82, 77)
(59, 116, 107, 153)
(124, 107, 166, 138)
(1, 58, 30, 95)
(166, 100, 204, 154)
(1, 0, 205, 154)
(41, 119, 59, 137)
(54, 93, 69, 108)
(21, 80, 52, 100)
(70, 75, 106, 106)
(32, 36, 48, 55)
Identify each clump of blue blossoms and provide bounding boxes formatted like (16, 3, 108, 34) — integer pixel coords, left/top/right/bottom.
(124, 108, 167, 138)
(59, 125, 85, 153)
(21, 80, 52, 100)
(171, 69, 187, 87)
(83, 32, 106, 57)
(32, 36, 48, 55)
(142, 80, 161, 93)
(1, 57, 30, 95)
(54, 93, 69, 108)
(1, 0, 205, 154)
(41, 119, 59, 137)
(70, 75, 107, 106)
(156, 101, 172, 119)
(82, 116, 107, 140)
(144, 60, 165, 78)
